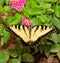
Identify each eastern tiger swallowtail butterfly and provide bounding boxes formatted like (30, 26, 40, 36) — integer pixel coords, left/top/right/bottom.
(9, 25, 53, 45)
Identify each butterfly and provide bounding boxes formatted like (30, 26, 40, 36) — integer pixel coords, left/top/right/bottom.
(9, 25, 54, 46)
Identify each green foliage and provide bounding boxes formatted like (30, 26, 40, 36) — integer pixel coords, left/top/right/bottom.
(38, 32, 60, 58)
(47, 33, 60, 44)
(40, 3, 51, 9)
(6, 13, 22, 26)
(51, 33, 59, 43)
(3, 29, 10, 43)
(24, 7, 42, 15)
(0, 0, 5, 6)
(4, 6, 12, 12)
(5, 0, 10, 5)
(54, 5, 60, 17)
(32, 15, 51, 26)
(22, 53, 34, 62)
(45, 0, 58, 3)
(0, 50, 9, 63)
(38, 38, 52, 57)
(57, 51, 60, 60)
(0, 24, 10, 46)
(0, 5, 3, 13)
(10, 58, 21, 63)
(1, 0, 59, 26)
(0, 24, 4, 34)
(8, 49, 18, 58)
(50, 44, 60, 52)
(53, 17, 60, 29)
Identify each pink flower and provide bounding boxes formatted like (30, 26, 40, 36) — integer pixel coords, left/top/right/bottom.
(22, 17, 32, 27)
(1, 12, 5, 16)
(10, 0, 26, 12)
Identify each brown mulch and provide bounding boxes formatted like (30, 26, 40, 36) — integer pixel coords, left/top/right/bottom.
(38, 57, 60, 63)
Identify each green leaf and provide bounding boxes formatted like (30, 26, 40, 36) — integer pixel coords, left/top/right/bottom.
(54, 5, 60, 17)
(40, 3, 51, 9)
(57, 51, 60, 60)
(0, 24, 10, 46)
(23, 46, 31, 53)
(24, 6, 42, 16)
(36, 0, 44, 4)
(38, 44, 44, 53)
(0, 24, 4, 46)
(0, 38, 5, 46)
(6, 13, 22, 26)
(32, 17, 41, 26)
(51, 33, 59, 43)
(4, 6, 12, 12)
(28, 0, 37, 8)
(5, 0, 10, 4)
(0, 24, 4, 35)
(16, 44, 23, 55)
(53, 17, 60, 29)
(38, 15, 50, 25)
(11, 57, 21, 63)
(22, 53, 34, 62)
(0, 50, 9, 63)
(44, 44, 52, 57)
(0, 0, 5, 6)
(0, 5, 3, 13)
(46, 33, 60, 44)
(50, 44, 60, 52)
(32, 15, 50, 26)
(57, 34, 60, 43)
(8, 49, 18, 58)
(3, 29, 10, 43)
(45, 0, 58, 3)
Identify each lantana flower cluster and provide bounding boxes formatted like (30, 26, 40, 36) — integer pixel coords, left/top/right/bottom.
(22, 17, 32, 27)
(10, 0, 26, 12)
(10, 0, 32, 27)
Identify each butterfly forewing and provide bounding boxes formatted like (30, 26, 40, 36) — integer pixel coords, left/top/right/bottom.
(10, 25, 29, 43)
(30, 27, 37, 41)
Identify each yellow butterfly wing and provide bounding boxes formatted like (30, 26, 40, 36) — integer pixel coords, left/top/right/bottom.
(30, 26, 52, 42)
(10, 25, 29, 43)
(9, 25, 53, 43)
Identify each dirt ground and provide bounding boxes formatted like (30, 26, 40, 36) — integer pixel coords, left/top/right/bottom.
(38, 57, 60, 63)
